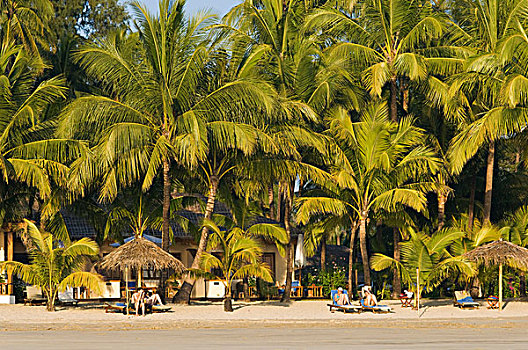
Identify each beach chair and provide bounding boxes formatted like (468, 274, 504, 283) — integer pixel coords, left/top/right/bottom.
(104, 302, 129, 314)
(58, 290, 79, 306)
(453, 291, 480, 309)
(152, 305, 172, 313)
(24, 285, 47, 306)
(328, 290, 362, 313)
(359, 299, 392, 313)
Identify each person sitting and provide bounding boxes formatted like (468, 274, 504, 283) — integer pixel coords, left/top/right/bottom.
(148, 288, 163, 306)
(362, 286, 378, 306)
(131, 289, 145, 316)
(334, 287, 350, 306)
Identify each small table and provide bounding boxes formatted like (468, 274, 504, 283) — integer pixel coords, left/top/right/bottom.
(487, 296, 499, 309)
(399, 296, 413, 308)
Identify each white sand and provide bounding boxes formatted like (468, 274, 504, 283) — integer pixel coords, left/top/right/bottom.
(1, 298, 528, 331)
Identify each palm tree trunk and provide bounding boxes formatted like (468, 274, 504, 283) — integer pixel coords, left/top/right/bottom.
(173, 175, 220, 304)
(243, 277, 250, 302)
(268, 185, 275, 220)
(437, 192, 447, 230)
(359, 217, 371, 286)
(468, 175, 476, 231)
(391, 228, 401, 299)
(347, 222, 358, 297)
(224, 289, 233, 312)
(520, 272, 526, 297)
(320, 239, 326, 271)
(483, 141, 495, 224)
(390, 77, 398, 122)
(281, 184, 293, 303)
(162, 159, 171, 251)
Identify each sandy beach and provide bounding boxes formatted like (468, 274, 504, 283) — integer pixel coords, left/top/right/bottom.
(2, 299, 528, 349)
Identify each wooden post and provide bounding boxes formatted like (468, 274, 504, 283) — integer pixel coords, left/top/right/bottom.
(7, 231, 13, 295)
(499, 263, 503, 311)
(138, 267, 142, 290)
(416, 267, 420, 313)
(125, 265, 129, 316)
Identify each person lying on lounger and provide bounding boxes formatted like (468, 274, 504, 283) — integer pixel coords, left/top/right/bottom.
(362, 286, 378, 306)
(334, 287, 350, 305)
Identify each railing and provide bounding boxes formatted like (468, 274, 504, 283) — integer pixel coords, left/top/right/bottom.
(0, 283, 12, 295)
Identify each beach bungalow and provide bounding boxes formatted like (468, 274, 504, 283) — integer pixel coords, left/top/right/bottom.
(0, 201, 290, 302)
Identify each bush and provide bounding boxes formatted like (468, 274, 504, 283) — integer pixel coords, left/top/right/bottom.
(303, 267, 347, 298)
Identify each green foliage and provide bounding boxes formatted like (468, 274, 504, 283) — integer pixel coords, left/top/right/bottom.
(304, 267, 347, 298)
(0, 220, 102, 311)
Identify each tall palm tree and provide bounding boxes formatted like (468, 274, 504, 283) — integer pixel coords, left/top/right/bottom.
(60, 0, 273, 255)
(0, 220, 102, 311)
(304, 0, 453, 122)
(446, 0, 528, 223)
(296, 103, 440, 286)
(219, 0, 360, 302)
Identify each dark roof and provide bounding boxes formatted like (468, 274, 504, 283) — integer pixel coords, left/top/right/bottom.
(63, 200, 281, 241)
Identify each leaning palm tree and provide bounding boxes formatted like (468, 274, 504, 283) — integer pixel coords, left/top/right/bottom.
(296, 103, 440, 286)
(197, 219, 286, 312)
(0, 220, 102, 311)
(60, 0, 274, 254)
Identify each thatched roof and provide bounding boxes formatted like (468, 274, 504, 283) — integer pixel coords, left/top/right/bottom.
(463, 240, 528, 270)
(98, 236, 186, 273)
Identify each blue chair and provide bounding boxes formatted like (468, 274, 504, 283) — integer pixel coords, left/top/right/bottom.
(454, 291, 480, 309)
(328, 290, 361, 313)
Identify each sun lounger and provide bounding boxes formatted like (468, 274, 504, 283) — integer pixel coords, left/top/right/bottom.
(328, 290, 362, 313)
(152, 305, 172, 313)
(359, 299, 392, 313)
(454, 291, 480, 309)
(24, 285, 47, 306)
(104, 302, 129, 313)
(58, 290, 79, 306)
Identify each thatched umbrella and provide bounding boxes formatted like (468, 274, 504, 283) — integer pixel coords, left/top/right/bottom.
(98, 236, 185, 312)
(463, 240, 528, 310)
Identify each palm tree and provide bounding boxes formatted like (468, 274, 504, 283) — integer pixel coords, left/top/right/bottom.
(0, 220, 102, 311)
(197, 219, 287, 311)
(296, 103, 440, 286)
(220, 0, 360, 302)
(371, 227, 475, 299)
(60, 0, 273, 255)
(304, 0, 453, 122)
(446, 0, 528, 223)
(0, 0, 53, 55)
(0, 43, 85, 228)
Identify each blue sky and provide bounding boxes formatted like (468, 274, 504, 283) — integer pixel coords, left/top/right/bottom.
(142, 0, 239, 16)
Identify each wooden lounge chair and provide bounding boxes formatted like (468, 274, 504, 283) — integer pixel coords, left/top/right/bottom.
(454, 291, 480, 309)
(328, 290, 362, 313)
(360, 299, 392, 313)
(152, 305, 172, 313)
(58, 290, 79, 306)
(104, 302, 129, 313)
(24, 285, 47, 306)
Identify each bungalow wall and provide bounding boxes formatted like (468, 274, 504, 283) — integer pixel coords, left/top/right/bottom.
(99, 238, 287, 299)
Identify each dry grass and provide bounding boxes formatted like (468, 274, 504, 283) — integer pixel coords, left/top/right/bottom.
(98, 236, 185, 273)
(463, 240, 528, 270)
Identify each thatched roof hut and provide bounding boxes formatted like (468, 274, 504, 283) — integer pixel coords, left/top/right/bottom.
(98, 236, 185, 273)
(463, 240, 528, 310)
(463, 240, 528, 270)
